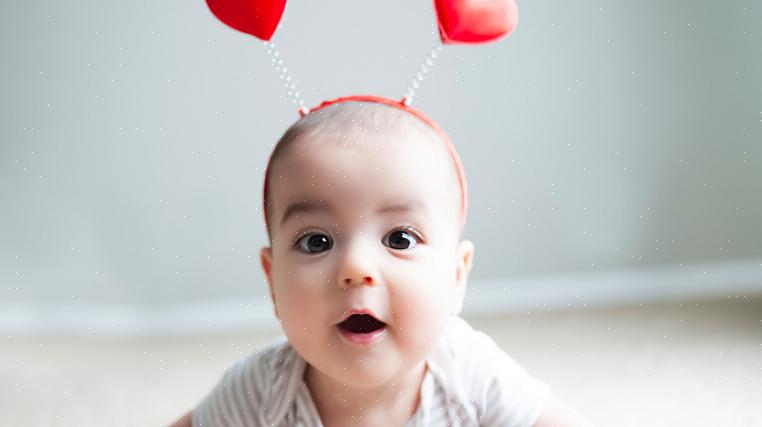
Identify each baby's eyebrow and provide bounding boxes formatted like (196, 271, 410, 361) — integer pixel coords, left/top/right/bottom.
(280, 198, 425, 226)
(280, 199, 333, 226)
(377, 200, 425, 215)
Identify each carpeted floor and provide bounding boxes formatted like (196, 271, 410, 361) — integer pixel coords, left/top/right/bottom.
(1, 296, 760, 426)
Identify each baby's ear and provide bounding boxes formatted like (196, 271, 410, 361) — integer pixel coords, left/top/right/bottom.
(452, 240, 475, 315)
(260, 247, 279, 319)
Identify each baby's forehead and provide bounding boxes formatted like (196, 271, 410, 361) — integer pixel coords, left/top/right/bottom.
(279, 129, 454, 191)
(294, 125, 444, 158)
(274, 104, 457, 184)
(293, 104, 444, 152)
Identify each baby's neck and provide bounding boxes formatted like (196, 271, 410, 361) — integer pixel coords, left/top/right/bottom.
(304, 360, 427, 427)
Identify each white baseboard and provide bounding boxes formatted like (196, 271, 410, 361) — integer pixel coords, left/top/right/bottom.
(464, 257, 762, 315)
(2, 257, 761, 336)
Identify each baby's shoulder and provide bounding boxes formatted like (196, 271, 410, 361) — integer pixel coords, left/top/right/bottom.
(191, 337, 299, 427)
(222, 336, 295, 393)
(433, 317, 495, 370)
(433, 316, 505, 368)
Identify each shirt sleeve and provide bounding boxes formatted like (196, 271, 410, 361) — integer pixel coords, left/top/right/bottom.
(450, 318, 552, 427)
(191, 353, 267, 427)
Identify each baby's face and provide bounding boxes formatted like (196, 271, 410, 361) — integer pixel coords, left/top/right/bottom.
(261, 129, 474, 388)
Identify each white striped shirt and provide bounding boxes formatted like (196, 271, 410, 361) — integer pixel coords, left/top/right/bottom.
(192, 316, 550, 427)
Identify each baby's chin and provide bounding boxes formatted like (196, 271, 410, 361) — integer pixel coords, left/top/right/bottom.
(306, 352, 427, 391)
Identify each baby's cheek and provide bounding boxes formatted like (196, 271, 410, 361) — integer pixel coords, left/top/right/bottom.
(391, 274, 452, 336)
(273, 270, 325, 315)
(275, 283, 327, 342)
(276, 265, 330, 294)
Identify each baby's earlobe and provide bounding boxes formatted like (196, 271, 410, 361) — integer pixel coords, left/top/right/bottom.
(260, 247, 274, 283)
(458, 240, 475, 272)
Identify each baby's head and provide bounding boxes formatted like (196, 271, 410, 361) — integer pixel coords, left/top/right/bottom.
(260, 98, 475, 389)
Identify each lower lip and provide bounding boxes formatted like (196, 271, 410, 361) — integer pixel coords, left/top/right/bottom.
(337, 325, 387, 347)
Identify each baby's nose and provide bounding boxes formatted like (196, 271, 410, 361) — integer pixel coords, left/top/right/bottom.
(336, 243, 379, 288)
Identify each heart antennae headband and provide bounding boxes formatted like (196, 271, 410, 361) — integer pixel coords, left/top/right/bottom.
(205, 0, 519, 230)
(207, 0, 519, 110)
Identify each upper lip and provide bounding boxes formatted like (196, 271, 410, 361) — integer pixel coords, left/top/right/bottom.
(337, 308, 384, 324)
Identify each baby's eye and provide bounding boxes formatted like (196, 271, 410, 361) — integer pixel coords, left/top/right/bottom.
(383, 228, 422, 250)
(294, 233, 333, 254)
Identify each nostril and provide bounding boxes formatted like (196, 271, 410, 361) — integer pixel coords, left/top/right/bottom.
(342, 276, 374, 286)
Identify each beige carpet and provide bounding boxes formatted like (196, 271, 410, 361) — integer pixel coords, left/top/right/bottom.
(2, 296, 760, 427)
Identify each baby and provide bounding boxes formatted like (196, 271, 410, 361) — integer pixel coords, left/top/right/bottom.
(171, 98, 589, 427)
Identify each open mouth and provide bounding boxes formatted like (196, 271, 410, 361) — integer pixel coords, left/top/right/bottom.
(337, 314, 387, 334)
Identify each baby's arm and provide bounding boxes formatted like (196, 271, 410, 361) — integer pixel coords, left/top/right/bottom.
(168, 411, 192, 427)
(532, 395, 592, 427)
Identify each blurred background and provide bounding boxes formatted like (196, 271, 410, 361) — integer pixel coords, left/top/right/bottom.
(1, 0, 760, 426)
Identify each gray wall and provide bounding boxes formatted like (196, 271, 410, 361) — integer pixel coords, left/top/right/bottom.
(2, 0, 760, 307)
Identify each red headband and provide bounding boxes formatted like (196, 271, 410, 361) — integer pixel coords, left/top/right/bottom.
(262, 95, 468, 232)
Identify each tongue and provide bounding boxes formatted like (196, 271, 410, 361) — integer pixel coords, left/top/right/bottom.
(339, 314, 386, 334)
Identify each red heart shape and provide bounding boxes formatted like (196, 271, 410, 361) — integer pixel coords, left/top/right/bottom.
(206, 0, 286, 41)
(435, 0, 519, 44)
